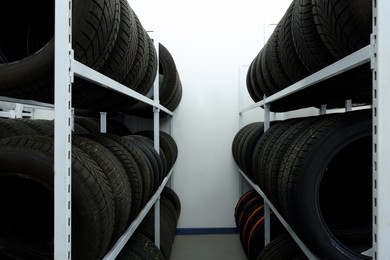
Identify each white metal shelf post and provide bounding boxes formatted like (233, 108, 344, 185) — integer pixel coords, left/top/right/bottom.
(54, 0, 73, 259)
(372, 0, 390, 259)
(152, 35, 161, 249)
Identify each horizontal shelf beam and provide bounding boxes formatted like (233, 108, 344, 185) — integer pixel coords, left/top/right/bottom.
(0, 96, 55, 109)
(73, 60, 173, 116)
(103, 167, 175, 260)
(240, 45, 371, 114)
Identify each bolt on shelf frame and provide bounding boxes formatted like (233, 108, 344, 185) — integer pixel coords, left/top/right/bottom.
(239, 42, 373, 258)
(54, 0, 174, 259)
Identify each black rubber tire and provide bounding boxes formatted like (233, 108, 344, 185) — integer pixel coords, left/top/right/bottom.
(137, 135, 169, 178)
(232, 123, 259, 167)
(0, 0, 120, 103)
(74, 116, 101, 134)
(73, 0, 139, 110)
(279, 110, 372, 259)
(161, 187, 181, 222)
(159, 43, 181, 105)
(163, 77, 183, 114)
(116, 232, 165, 260)
(135, 130, 178, 171)
(97, 0, 138, 83)
(101, 133, 154, 206)
(291, 0, 336, 73)
(312, 0, 372, 60)
(255, 49, 273, 97)
(161, 196, 179, 231)
(76, 117, 130, 135)
(120, 14, 150, 92)
(234, 189, 258, 228)
(160, 131, 178, 170)
(239, 201, 284, 260)
(123, 135, 162, 193)
(257, 233, 307, 260)
(106, 118, 132, 136)
(123, 43, 183, 118)
(0, 118, 38, 138)
(267, 22, 293, 92)
(260, 45, 279, 95)
(15, 119, 54, 136)
(129, 42, 182, 113)
(133, 35, 158, 97)
(0, 135, 115, 260)
(264, 115, 323, 212)
(237, 123, 263, 174)
(82, 133, 143, 222)
(246, 60, 262, 102)
(241, 122, 266, 180)
(252, 119, 295, 193)
(17, 118, 89, 136)
(72, 135, 132, 245)
(137, 209, 173, 260)
(237, 195, 263, 237)
(277, 1, 310, 86)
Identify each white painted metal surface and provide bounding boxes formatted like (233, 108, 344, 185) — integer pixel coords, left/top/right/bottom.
(72, 60, 173, 116)
(240, 46, 371, 114)
(54, 0, 73, 259)
(373, 0, 390, 259)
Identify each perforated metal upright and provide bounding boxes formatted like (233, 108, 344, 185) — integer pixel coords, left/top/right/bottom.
(54, 0, 73, 259)
(372, 0, 390, 259)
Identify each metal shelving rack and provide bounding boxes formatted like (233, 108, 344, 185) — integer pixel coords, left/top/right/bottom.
(53, 0, 174, 259)
(238, 0, 388, 258)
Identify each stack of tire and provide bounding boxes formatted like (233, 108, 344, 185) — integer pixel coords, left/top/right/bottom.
(116, 186, 181, 260)
(115, 232, 165, 260)
(232, 109, 372, 259)
(0, 0, 182, 115)
(246, 0, 372, 112)
(234, 189, 306, 259)
(132, 187, 182, 260)
(0, 117, 178, 260)
(118, 43, 184, 118)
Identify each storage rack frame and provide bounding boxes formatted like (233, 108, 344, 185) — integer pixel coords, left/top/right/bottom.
(238, 0, 389, 258)
(50, 0, 175, 259)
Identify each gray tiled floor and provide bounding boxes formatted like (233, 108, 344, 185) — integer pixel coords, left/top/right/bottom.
(170, 234, 248, 260)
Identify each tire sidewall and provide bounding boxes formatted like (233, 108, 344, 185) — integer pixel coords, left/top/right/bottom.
(292, 118, 371, 259)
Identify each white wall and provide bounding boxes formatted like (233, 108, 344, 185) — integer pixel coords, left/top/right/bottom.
(129, 0, 294, 229)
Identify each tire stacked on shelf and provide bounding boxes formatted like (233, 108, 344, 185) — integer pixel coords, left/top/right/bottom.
(116, 232, 165, 260)
(116, 187, 181, 260)
(231, 122, 265, 181)
(257, 233, 307, 260)
(14, 116, 131, 136)
(0, 118, 179, 259)
(277, 109, 372, 259)
(234, 189, 284, 260)
(117, 43, 184, 117)
(232, 109, 373, 259)
(134, 129, 179, 174)
(246, 0, 372, 112)
(0, 135, 115, 260)
(0, 0, 159, 113)
(136, 187, 181, 260)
